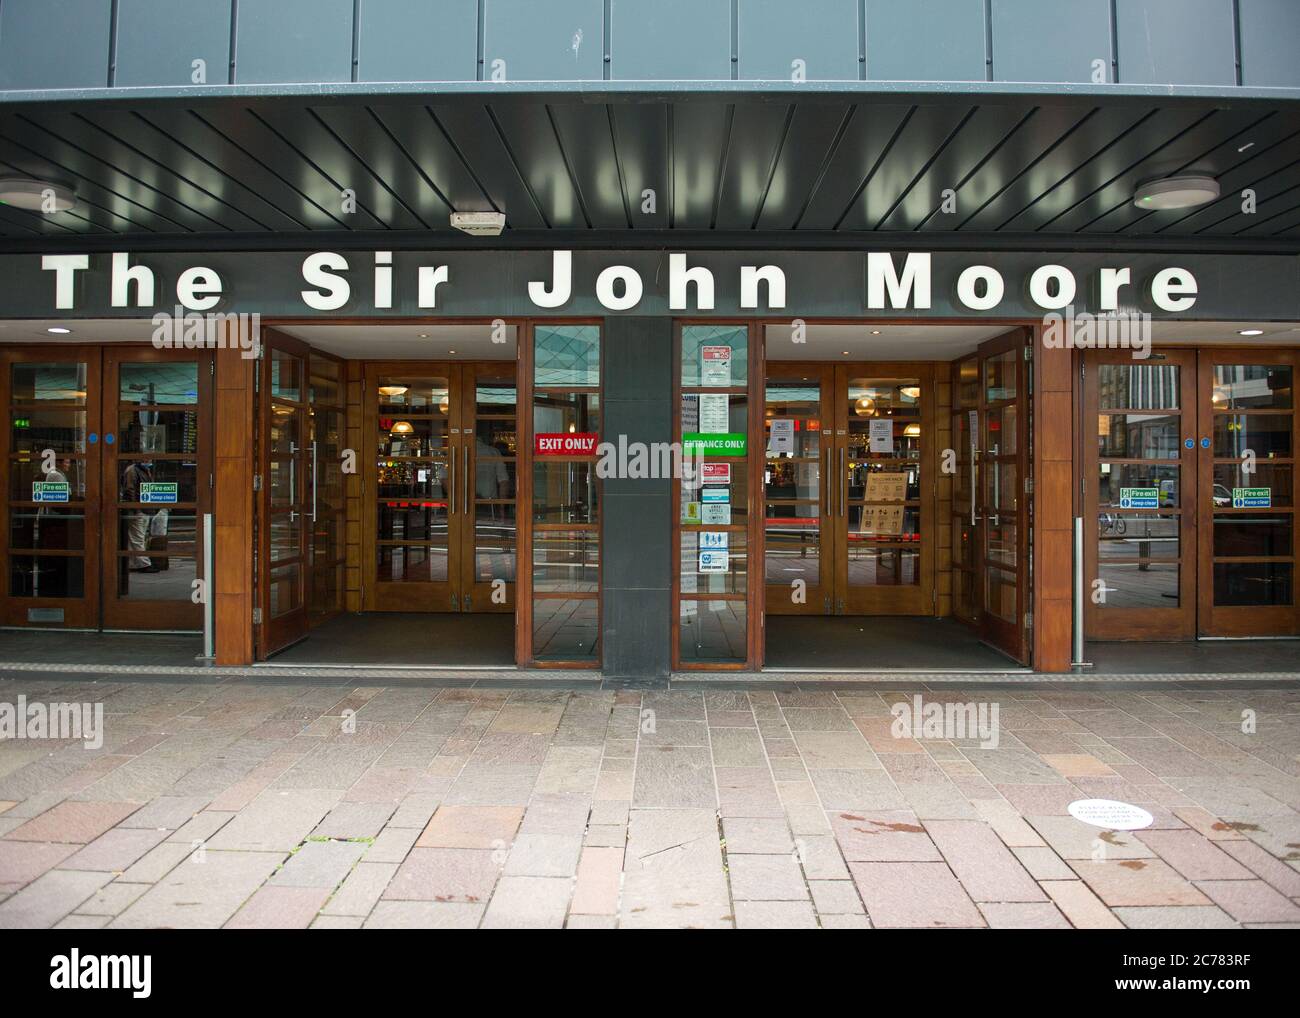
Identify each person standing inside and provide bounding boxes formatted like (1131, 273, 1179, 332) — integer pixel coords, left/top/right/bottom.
(123, 458, 158, 572)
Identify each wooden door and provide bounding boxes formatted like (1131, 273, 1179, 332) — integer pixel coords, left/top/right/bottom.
(974, 331, 1032, 662)
(458, 362, 518, 613)
(763, 363, 835, 615)
(365, 361, 460, 612)
(1083, 348, 1198, 641)
(836, 362, 935, 616)
(101, 346, 212, 630)
(0, 346, 102, 628)
(1196, 348, 1298, 637)
(258, 332, 311, 654)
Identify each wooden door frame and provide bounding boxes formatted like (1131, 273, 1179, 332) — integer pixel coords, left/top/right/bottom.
(101, 344, 213, 631)
(1196, 346, 1299, 637)
(1082, 346, 1198, 641)
(835, 360, 937, 616)
(0, 344, 104, 629)
(973, 328, 1033, 663)
(762, 361, 836, 617)
(257, 329, 312, 657)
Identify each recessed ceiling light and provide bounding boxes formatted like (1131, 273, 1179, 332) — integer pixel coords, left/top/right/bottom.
(418, 333, 429, 338)
(47, 326, 72, 334)
(871, 330, 881, 335)
(842, 350, 850, 355)
(1238, 329, 1264, 336)
(1133, 175, 1219, 210)
(448, 349, 456, 354)
(0, 178, 76, 212)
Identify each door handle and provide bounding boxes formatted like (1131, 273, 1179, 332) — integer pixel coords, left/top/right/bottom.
(310, 440, 318, 524)
(839, 447, 846, 517)
(447, 447, 455, 515)
(463, 446, 470, 515)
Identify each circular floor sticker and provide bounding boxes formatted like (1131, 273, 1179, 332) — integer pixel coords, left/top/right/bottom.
(1067, 798, 1154, 831)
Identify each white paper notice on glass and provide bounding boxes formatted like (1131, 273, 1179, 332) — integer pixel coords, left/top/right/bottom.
(701, 503, 731, 525)
(699, 393, 730, 434)
(868, 418, 893, 454)
(700, 345, 732, 386)
(769, 418, 794, 455)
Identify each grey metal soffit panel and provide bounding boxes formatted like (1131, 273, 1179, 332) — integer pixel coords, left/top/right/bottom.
(0, 94, 1296, 248)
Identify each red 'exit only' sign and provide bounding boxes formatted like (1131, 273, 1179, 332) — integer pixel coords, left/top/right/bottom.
(535, 433, 599, 455)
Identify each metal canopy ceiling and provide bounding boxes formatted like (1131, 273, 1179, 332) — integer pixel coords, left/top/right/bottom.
(0, 92, 1297, 251)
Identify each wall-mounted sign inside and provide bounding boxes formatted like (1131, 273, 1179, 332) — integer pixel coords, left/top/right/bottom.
(31, 480, 70, 503)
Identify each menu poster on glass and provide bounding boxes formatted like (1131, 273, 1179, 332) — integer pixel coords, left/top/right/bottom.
(700, 345, 732, 386)
(865, 471, 908, 502)
(769, 418, 794, 455)
(681, 393, 699, 433)
(699, 393, 730, 434)
(868, 418, 894, 454)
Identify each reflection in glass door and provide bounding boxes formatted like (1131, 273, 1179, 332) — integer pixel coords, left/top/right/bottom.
(1, 348, 101, 628)
(308, 354, 346, 624)
(463, 364, 517, 613)
(1084, 350, 1196, 641)
(259, 338, 310, 654)
(1197, 351, 1296, 636)
(950, 332, 1032, 663)
(102, 348, 212, 630)
(764, 365, 832, 615)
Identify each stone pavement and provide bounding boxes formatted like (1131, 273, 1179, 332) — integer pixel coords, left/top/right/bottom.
(1, 677, 1298, 929)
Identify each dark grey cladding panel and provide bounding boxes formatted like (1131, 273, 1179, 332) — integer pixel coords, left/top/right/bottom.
(0, 0, 111, 90)
(3, 250, 1297, 320)
(115, 0, 233, 88)
(991, 0, 1112, 84)
(234, 0, 353, 85)
(609, 0, 731, 81)
(601, 585, 670, 680)
(865, 0, 986, 82)
(357, 0, 477, 83)
(737, 0, 860, 82)
(1239, 0, 1300, 88)
(483, 0, 605, 82)
(1115, 0, 1236, 86)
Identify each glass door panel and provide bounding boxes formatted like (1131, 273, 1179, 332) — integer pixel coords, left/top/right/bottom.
(259, 339, 309, 654)
(1, 348, 101, 627)
(839, 366, 933, 615)
(1084, 350, 1197, 641)
(764, 366, 832, 616)
(462, 366, 517, 613)
(102, 348, 210, 631)
(1197, 352, 1297, 636)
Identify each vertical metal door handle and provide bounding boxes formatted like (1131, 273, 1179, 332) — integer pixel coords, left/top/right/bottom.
(839, 447, 846, 517)
(288, 441, 298, 515)
(447, 448, 455, 514)
(310, 440, 318, 523)
(463, 446, 470, 515)
(969, 433, 978, 526)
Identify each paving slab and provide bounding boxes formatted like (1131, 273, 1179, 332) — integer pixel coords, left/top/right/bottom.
(112, 850, 284, 929)
(848, 862, 985, 928)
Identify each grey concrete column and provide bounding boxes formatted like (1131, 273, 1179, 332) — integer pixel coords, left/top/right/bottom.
(601, 316, 672, 687)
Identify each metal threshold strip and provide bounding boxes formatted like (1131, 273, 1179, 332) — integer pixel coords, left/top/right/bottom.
(253, 661, 518, 672)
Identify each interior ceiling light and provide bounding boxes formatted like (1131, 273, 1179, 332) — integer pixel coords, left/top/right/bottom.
(1238, 329, 1264, 336)
(450, 210, 506, 236)
(389, 420, 414, 435)
(0, 177, 75, 212)
(854, 396, 876, 417)
(46, 326, 72, 334)
(903, 423, 921, 437)
(1133, 174, 1219, 210)
(900, 385, 921, 400)
(378, 385, 408, 397)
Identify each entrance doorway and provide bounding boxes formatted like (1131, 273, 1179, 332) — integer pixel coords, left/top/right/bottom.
(764, 362, 936, 617)
(1084, 347, 1297, 640)
(2, 344, 212, 632)
(363, 360, 517, 615)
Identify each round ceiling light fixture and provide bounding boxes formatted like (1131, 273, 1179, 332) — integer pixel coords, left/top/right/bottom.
(1237, 329, 1264, 336)
(0, 177, 76, 212)
(1133, 174, 1219, 210)
(47, 326, 72, 334)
